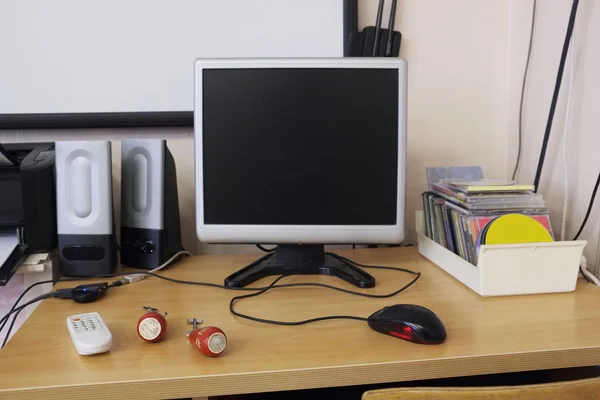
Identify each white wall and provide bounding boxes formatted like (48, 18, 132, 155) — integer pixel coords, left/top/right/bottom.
(0, 0, 344, 114)
(361, 0, 510, 243)
(508, 0, 600, 274)
(0, 0, 512, 254)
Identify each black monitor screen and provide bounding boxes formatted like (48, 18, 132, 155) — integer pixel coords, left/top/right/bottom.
(202, 68, 399, 225)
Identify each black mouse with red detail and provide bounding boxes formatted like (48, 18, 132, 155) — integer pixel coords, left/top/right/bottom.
(368, 304, 446, 344)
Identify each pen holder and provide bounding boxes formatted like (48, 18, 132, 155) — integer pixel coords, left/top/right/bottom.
(416, 211, 587, 297)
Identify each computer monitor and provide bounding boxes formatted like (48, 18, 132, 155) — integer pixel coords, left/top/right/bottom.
(195, 58, 407, 288)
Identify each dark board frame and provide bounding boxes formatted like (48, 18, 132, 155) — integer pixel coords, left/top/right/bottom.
(0, 1, 358, 130)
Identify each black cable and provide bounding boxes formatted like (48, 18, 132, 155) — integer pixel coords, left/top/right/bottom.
(0, 292, 56, 328)
(533, 0, 579, 193)
(512, 0, 537, 181)
(230, 275, 369, 326)
(2, 254, 421, 337)
(3, 264, 420, 313)
(103, 256, 422, 300)
(572, 171, 600, 240)
(256, 244, 277, 253)
(0, 279, 54, 333)
(1, 293, 54, 349)
(385, 0, 398, 57)
(8, 257, 421, 299)
(0, 252, 190, 330)
(229, 253, 421, 326)
(372, 0, 385, 56)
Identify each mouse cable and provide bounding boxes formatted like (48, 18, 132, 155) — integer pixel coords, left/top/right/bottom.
(229, 265, 421, 326)
(230, 275, 370, 325)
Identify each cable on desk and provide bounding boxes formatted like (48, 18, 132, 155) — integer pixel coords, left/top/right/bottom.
(2, 260, 421, 324)
(1, 252, 422, 342)
(149, 251, 192, 273)
(229, 275, 369, 326)
(5, 257, 422, 300)
(1, 293, 55, 349)
(229, 253, 421, 326)
(0, 253, 199, 347)
(256, 244, 277, 253)
(0, 279, 54, 334)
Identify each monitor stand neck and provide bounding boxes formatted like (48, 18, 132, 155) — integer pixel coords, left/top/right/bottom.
(224, 244, 376, 288)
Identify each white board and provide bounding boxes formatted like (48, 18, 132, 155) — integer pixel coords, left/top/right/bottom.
(0, 0, 344, 115)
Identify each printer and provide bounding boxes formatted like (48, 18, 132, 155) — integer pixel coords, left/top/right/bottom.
(0, 143, 57, 285)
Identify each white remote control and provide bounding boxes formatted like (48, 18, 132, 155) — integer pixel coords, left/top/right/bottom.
(67, 312, 112, 355)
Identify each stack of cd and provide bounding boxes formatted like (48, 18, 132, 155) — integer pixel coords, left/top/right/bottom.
(422, 178, 554, 265)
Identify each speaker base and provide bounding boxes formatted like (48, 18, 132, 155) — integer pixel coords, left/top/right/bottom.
(58, 234, 117, 277)
(121, 227, 182, 270)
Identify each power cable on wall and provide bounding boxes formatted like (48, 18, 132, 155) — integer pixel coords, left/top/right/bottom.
(512, 0, 537, 181)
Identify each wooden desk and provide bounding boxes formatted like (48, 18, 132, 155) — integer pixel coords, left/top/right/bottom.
(1, 248, 600, 399)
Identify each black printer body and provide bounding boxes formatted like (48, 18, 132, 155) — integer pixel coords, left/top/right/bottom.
(0, 143, 57, 285)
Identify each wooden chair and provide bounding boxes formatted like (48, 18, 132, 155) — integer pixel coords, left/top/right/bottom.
(362, 377, 600, 400)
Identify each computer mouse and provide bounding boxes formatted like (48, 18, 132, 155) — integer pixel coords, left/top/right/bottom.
(367, 304, 447, 344)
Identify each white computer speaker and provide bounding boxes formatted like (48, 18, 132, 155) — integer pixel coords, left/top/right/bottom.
(55, 140, 117, 276)
(120, 139, 182, 269)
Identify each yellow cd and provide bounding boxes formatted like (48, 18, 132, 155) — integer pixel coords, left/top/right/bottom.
(484, 214, 553, 245)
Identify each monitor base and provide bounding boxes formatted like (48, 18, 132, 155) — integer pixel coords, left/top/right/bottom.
(224, 245, 376, 288)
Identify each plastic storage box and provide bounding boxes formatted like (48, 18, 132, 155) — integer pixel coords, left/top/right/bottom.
(416, 211, 587, 296)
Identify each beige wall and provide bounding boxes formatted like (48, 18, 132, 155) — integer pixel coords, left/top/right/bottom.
(361, 0, 510, 242)
(0, 0, 512, 255)
(508, 0, 600, 274)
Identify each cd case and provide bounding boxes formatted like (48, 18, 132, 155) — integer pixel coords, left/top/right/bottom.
(416, 211, 586, 297)
(431, 182, 545, 210)
(422, 191, 553, 265)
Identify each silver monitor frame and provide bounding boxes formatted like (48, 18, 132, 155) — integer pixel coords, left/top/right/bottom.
(195, 58, 407, 244)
